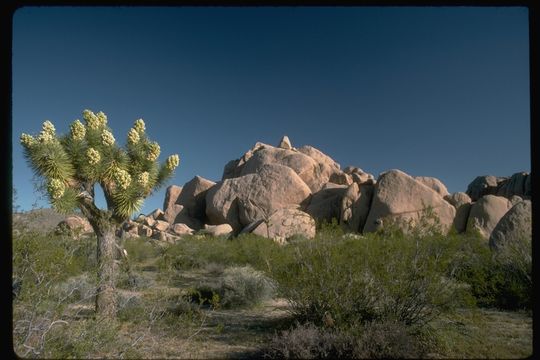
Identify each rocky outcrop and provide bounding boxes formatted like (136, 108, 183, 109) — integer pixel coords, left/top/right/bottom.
(223, 143, 343, 193)
(363, 170, 456, 233)
(200, 224, 234, 237)
(55, 215, 93, 238)
(242, 208, 316, 244)
(206, 164, 312, 232)
(278, 135, 293, 150)
(163, 185, 182, 214)
(444, 192, 472, 208)
(340, 182, 374, 233)
(414, 176, 449, 197)
(489, 200, 531, 251)
(171, 223, 195, 236)
(305, 184, 347, 222)
(466, 175, 508, 201)
(444, 192, 473, 233)
(496, 172, 531, 199)
(466, 195, 512, 239)
(176, 176, 216, 220)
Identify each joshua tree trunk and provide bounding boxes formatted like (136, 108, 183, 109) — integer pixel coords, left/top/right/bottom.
(94, 222, 118, 318)
(80, 197, 119, 319)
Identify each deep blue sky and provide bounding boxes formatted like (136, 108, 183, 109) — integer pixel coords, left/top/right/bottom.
(12, 6, 530, 215)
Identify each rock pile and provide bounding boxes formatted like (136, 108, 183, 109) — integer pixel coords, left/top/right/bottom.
(69, 135, 530, 246)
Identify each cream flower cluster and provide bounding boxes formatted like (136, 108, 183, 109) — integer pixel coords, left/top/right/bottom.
(96, 111, 108, 126)
(83, 109, 101, 130)
(166, 154, 180, 170)
(134, 119, 146, 133)
(114, 168, 132, 190)
(37, 120, 57, 143)
(101, 130, 115, 146)
(47, 178, 65, 199)
(86, 147, 101, 165)
(42, 120, 55, 134)
(137, 171, 149, 186)
(70, 119, 86, 141)
(127, 128, 140, 144)
(147, 142, 160, 161)
(20, 133, 36, 148)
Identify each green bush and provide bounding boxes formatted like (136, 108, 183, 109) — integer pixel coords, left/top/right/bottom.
(156, 233, 280, 272)
(451, 233, 531, 310)
(188, 265, 276, 309)
(267, 228, 470, 329)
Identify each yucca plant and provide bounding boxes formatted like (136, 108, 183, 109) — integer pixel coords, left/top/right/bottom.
(19, 110, 180, 318)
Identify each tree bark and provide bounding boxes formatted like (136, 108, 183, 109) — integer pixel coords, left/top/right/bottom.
(94, 222, 118, 318)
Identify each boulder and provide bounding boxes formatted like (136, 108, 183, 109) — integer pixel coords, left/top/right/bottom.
(152, 230, 180, 243)
(340, 183, 359, 232)
(119, 221, 140, 239)
(163, 204, 184, 224)
(444, 192, 472, 208)
(244, 208, 316, 244)
(489, 200, 532, 251)
(414, 176, 449, 197)
(201, 224, 234, 237)
(509, 195, 524, 206)
(278, 135, 293, 150)
(171, 223, 195, 236)
(363, 170, 456, 233)
(206, 164, 311, 232)
(176, 176, 216, 220)
(496, 172, 530, 199)
(163, 185, 182, 214)
(444, 192, 473, 233)
(453, 203, 472, 233)
(466, 175, 507, 201)
(138, 224, 153, 237)
(466, 195, 512, 239)
(221, 140, 343, 193)
(222, 142, 269, 180)
(55, 215, 93, 238)
(305, 184, 348, 222)
(351, 172, 375, 185)
(328, 172, 353, 186)
(153, 220, 170, 232)
(148, 208, 165, 220)
(143, 217, 156, 228)
(344, 183, 374, 233)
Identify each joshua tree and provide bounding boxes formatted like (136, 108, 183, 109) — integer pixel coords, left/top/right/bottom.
(20, 110, 180, 318)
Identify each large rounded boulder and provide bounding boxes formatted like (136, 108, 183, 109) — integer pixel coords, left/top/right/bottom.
(242, 208, 316, 244)
(489, 200, 531, 251)
(305, 183, 348, 222)
(222, 140, 344, 193)
(466, 195, 512, 239)
(363, 170, 456, 233)
(206, 164, 312, 232)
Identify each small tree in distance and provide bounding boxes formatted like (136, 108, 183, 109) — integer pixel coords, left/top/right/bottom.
(20, 110, 180, 318)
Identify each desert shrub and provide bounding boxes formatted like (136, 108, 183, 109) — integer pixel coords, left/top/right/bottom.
(451, 233, 531, 310)
(352, 320, 432, 359)
(122, 237, 161, 263)
(36, 318, 125, 359)
(268, 226, 470, 329)
(188, 265, 276, 309)
(12, 231, 92, 302)
(263, 322, 357, 359)
(316, 217, 344, 237)
(116, 271, 152, 290)
(157, 234, 281, 272)
(52, 273, 96, 303)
